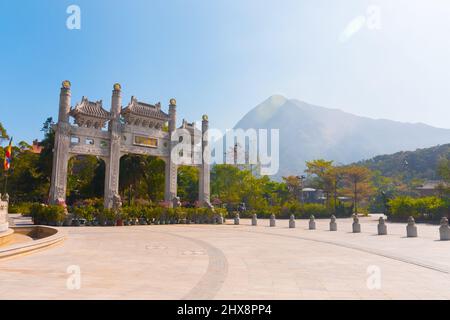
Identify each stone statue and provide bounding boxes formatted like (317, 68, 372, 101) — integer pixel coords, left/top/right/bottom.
(352, 214, 361, 233)
(330, 215, 337, 231)
(112, 193, 122, 212)
(378, 216, 387, 235)
(406, 216, 418, 238)
(252, 213, 257, 226)
(172, 196, 181, 208)
(3, 193, 9, 203)
(270, 214, 276, 227)
(309, 215, 316, 230)
(439, 217, 450, 241)
(289, 214, 295, 229)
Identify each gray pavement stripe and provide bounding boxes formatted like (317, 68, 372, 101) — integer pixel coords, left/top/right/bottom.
(135, 229, 228, 300)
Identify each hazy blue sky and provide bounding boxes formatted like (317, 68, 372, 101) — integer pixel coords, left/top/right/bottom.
(1, 0, 450, 143)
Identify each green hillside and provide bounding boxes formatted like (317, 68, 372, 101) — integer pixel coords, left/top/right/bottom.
(358, 143, 450, 182)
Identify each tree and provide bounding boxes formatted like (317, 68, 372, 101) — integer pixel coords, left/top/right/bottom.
(211, 165, 244, 208)
(437, 157, 450, 197)
(305, 159, 334, 205)
(0, 122, 9, 143)
(282, 176, 301, 200)
(305, 159, 334, 178)
(342, 165, 374, 214)
(177, 166, 199, 204)
(323, 166, 346, 213)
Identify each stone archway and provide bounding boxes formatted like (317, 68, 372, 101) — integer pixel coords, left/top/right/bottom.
(49, 81, 210, 209)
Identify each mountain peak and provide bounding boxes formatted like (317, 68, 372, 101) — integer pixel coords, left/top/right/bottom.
(266, 94, 287, 106)
(234, 96, 450, 178)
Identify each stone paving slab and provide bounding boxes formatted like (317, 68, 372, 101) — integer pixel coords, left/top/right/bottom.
(0, 215, 449, 300)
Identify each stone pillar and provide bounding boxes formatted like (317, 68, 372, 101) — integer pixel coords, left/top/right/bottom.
(270, 214, 276, 227)
(439, 217, 450, 241)
(378, 216, 387, 235)
(352, 214, 361, 233)
(199, 115, 210, 207)
(289, 214, 296, 228)
(406, 216, 418, 238)
(104, 84, 122, 209)
(252, 213, 257, 226)
(164, 99, 178, 206)
(330, 215, 337, 231)
(309, 215, 316, 230)
(49, 81, 72, 205)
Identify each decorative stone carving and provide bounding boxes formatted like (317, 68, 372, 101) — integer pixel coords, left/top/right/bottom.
(330, 215, 337, 231)
(112, 193, 122, 212)
(439, 217, 450, 241)
(0, 200, 9, 233)
(378, 217, 387, 235)
(309, 215, 316, 230)
(252, 214, 257, 226)
(352, 214, 361, 233)
(289, 214, 295, 229)
(270, 214, 276, 227)
(406, 216, 418, 238)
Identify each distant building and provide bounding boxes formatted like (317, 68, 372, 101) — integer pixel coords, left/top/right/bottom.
(301, 188, 324, 204)
(416, 180, 448, 197)
(300, 188, 353, 204)
(30, 139, 43, 154)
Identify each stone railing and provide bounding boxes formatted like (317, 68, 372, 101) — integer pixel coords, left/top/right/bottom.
(0, 200, 8, 233)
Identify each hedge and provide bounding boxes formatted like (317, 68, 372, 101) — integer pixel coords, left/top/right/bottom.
(388, 196, 449, 222)
(28, 202, 228, 226)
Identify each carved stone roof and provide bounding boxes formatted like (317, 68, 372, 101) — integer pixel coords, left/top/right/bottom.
(70, 97, 111, 120)
(122, 97, 169, 121)
(70, 97, 112, 129)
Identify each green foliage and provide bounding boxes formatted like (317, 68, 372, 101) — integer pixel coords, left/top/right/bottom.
(388, 196, 448, 221)
(30, 204, 66, 225)
(0, 122, 9, 141)
(9, 202, 34, 215)
(280, 202, 330, 219)
(177, 166, 199, 203)
(211, 165, 288, 213)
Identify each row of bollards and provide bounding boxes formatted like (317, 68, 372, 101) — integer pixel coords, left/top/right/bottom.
(233, 213, 450, 241)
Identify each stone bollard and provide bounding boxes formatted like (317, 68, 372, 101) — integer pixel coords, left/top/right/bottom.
(352, 214, 361, 233)
(406, 216, 418, 238)
(270, 214, 276, 227)
(234, 213, 240, 225)
(289, 214, 296, 228)
(330, 215, 337, 231)
(309, 215, 316, 230)
(252, 214, 258, 226)
(377, 216, 387, 235)
(439, 217, 450, 241)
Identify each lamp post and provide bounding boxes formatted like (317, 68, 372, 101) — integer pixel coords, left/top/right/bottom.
(297, 175, 306, 204)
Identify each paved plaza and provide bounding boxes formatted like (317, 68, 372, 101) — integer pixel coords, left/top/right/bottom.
(1, 215, 450, 300)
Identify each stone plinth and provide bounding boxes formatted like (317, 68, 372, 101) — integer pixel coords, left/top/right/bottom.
(0, 201, 8, 233)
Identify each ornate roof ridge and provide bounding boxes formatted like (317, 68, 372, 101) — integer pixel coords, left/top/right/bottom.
(70, 96, 112, 119)
(122, 96, 169, 121)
